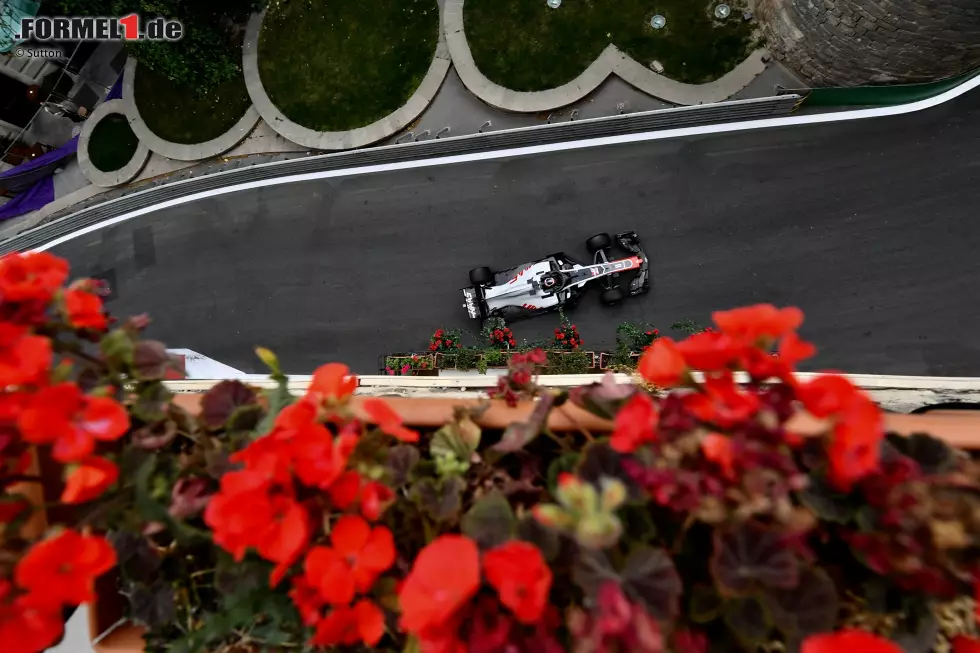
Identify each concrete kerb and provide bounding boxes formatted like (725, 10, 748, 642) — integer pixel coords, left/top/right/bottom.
(77, 99, 151, 188)
(121, 58, 261, 162)
(444, 0, 769, 111)
(242, 6, 451, 150)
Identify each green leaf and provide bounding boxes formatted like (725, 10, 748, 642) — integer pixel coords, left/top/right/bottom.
(621, 546, 682, 621)
(798, 473, 856, 523)
(765, 567, 839, 638)
(710, 521, 799, 596)
(386, 445, 420, 487)
(461, 490, 516, 549)
(572, 549, 617, 601)
(546, 451, 579, 495)
(723, 596, 772, 650)
(410, 477, 465, 523)
(431, 411, 481, 461)
(255, 347, 284, 379)
(884, 432, 956, 475)
(576, 440, 644, 501)
(619, 502, 658, 544)
(100, 328, 135, 366)
(890, 597, 940, 653)
(131, 382, 173, 423)
(133, 455, 209, 545)
(254, 382, 295, 438)
(516, 514, 562, 562)
(126, 580, 176, 628)
(689, 584, 724, 623)
(108, 531, 161, 585)
(567, 373, 637, 420)
(493, 393, 555, 453)
(200, 380, 259, 430)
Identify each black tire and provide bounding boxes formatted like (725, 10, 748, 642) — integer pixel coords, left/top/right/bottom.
(586, 232, 612, 254)
(469, 266, 494, 286)
(600, 287, 625, 306)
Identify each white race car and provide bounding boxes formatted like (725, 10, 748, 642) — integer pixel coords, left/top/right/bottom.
(461, 231, 651, 321)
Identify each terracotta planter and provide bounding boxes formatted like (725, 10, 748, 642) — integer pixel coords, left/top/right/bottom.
(87, 393, 980, 651)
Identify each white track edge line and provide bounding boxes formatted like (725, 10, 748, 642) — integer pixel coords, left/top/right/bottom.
(34, 73, 980, 253)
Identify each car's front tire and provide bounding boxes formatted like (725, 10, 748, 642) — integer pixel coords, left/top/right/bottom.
(586, 233, 612, 254)
(469, 267, 494, 286)
(600, 287, 625, 306)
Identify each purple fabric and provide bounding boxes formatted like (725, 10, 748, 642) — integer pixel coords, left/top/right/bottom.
(0, 135, 78, 183)
(106, 74, 123, 101)
(0, 176, 54, 221)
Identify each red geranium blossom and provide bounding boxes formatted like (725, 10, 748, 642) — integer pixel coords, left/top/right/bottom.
(362, 398, 419, 442)
(683, 374, 760, 429)
(712, 304, 803, 345)
(14, 529, 116, 608)
(61, 455, 118, 504)
(483, 541, 552, 624)
(303, 515, 395, 606)
(801, 629, 903, 653)
(17, 383, 129, 462)
(399, 535, 481, 635)
(953, 637, 980, 653)
(0, 252, 69, 303)
(328, 471, 395, 521)
(308, 363, 357, 403)
(797, 374, 883, 490)
(637, 337, 686, 387)
(0, 323, 51, 388)
(675, 330, 745, 372)
(700, 433, 735, 481)
(204, 469, 310, 585)
(312, 600, 386, 647)
(63, 288, 107, 331)
(0, 582, 64, 653)
(610, 392, 659, 453)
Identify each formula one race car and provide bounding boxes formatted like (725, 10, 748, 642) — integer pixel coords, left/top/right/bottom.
(461, 231, 651, 321)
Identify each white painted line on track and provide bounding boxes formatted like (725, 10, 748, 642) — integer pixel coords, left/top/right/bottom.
(32, 72, 980, 254)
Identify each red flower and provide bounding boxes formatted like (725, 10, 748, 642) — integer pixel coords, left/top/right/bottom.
(303, 515, 395, 605)
(637, 338, 686, 387)
(61, 455, 118, 504)
(675, 330, 745, 371)
(700, 433, 735, 481)
(952, 637, 980, 653)
(17, 383, 129, 462)
(399, 535, 481, 635)
(362, 398, 419, 442)
(14, 530, 115, 608)
(289, 575, 325, 626)
(778, 331, 816, 367)
(0, 582, 64, 653)
(63, 288, 107, 330)
(611, 392, 658, 453)
(797, 374, 883, 490)
(0, 323, 51, 388)
(312, 600, 386, 647)
(801, 629, 903, 653)
(327, 471, 398, 521)
(483, 541, 552, 624)
(712, 304, 803, 344)
(0, 252, 68, 303)
(308, 363, 357, 403)
(204, 470, 310, 584)
(684, 374, 760, 429)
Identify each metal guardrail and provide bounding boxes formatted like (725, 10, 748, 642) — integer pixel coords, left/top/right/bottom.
(0, 94, 801, 254)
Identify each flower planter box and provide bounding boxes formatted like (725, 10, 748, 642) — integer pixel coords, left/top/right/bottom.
(599, 352, 642, 370)
(85, 392, 980, 652)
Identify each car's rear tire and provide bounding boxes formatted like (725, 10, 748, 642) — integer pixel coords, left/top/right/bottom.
(469, 267, 494, 286)
(586, 233, 612, 254)
(600, 287, 625, 306)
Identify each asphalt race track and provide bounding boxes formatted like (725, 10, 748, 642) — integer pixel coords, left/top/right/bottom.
(50, 90, 980, 376)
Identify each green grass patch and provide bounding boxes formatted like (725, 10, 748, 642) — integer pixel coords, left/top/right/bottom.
(88, 114, 139, 173)
(258, 0, 439, 132)
(464, 0, 755, 90)
(133, 64, 252, 145)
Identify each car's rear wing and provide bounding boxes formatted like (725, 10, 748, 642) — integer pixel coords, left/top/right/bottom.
(462, 286, 483, 319)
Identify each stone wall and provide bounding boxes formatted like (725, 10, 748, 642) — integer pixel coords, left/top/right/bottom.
(758, 0, 980, 86)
